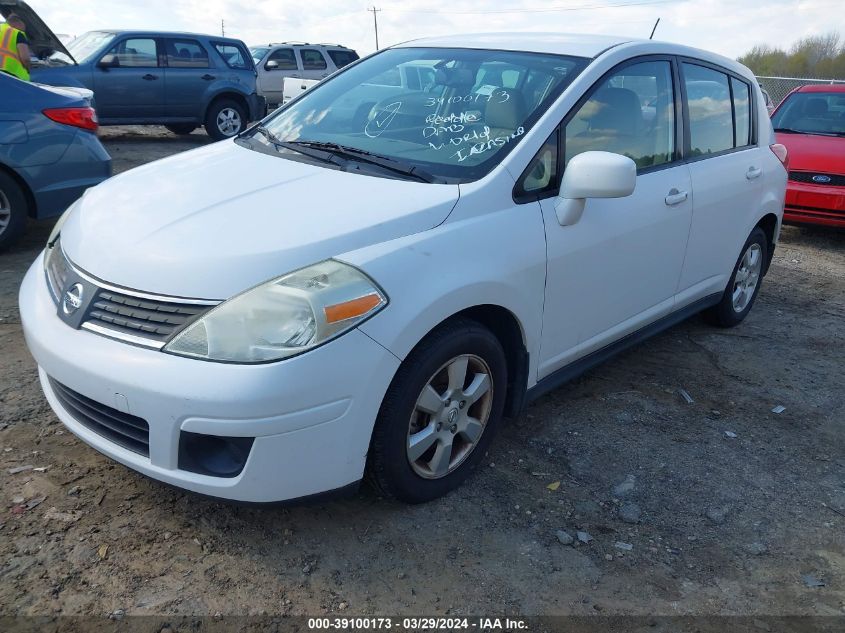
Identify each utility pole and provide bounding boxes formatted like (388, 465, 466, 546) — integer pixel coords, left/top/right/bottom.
(368, 7, 381, 50)
(221, 19, 225, 37)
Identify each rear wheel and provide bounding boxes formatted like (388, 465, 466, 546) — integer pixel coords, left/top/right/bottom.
(0, 172, 28, 253)
(204, 99, 245, 141)
(704, 227, 768, 327)
(165, 124, 197, 136)
(368, 318, 507, 503)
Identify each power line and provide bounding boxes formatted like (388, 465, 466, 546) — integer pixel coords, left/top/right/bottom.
(384, 0, 682, 15)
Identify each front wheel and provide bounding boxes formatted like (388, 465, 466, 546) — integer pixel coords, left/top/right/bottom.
(204, 99, 245, 141)
(704, 227, 768, 327)
(368, 318, 507, 503)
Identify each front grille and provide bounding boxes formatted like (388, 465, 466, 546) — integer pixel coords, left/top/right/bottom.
(789, 171, 845, 187)
(86, 289, 209, 343)
(49, 378, 150, 456)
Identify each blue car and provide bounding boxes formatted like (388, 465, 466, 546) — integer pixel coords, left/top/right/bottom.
(0, 73, 111, 251)
(3, 1, 264, 140)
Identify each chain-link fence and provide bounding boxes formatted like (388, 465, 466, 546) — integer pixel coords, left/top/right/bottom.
(755, 76, 845, 108)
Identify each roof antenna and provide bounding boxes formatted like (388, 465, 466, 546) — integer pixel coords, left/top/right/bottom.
(649, 18, 660, 40)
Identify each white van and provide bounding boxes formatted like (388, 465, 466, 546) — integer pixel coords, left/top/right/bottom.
(250, 42, 359, 105)
(21, 33, 787, 505)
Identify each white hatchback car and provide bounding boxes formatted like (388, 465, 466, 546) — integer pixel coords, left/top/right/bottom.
(20, 33, 787, 504)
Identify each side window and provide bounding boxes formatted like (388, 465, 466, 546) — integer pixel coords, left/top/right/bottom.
(516, 129, 559, 199)
(300, 49, 327, 70)
(166, 39, 209, 68)
(327, 50, 359, 68)
(565, 60, 676, 170)
(683, 63, 733, 155)
(731, 77, 751, 147)
(213, 43, 251, 70)
(267, 48, 298, 70)
(106, 38, 158, 68)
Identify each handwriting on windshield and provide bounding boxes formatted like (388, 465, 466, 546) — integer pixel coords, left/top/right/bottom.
(365, 101, 402, 138)
(425, 90, 510, 108)
(426, 126, 526, 162)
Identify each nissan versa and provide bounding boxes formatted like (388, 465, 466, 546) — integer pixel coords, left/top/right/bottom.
(20, 34, 787, 504)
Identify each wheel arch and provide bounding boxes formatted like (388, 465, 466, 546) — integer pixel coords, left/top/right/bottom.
(402, 304, 531, 419)
(0, 162, 36, 218)
(205, 90, 250, 120)
(755, 212, 779, 275)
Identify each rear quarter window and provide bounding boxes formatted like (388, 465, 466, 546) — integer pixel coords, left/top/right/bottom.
(213, 42, 253, 70)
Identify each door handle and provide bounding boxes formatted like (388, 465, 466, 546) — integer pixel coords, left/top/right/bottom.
(664, 188, 688, 206)
(142, 73, 158, 81)
(290, 74, 301, 78)
(201, 74, 216, 81)
(746, 166, 762, 180)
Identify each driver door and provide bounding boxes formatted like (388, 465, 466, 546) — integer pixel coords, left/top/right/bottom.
(527, 57, 694, 378)
(94, 37, 165, 120)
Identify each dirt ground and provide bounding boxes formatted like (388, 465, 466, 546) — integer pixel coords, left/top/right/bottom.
(0, 126, 843, 619)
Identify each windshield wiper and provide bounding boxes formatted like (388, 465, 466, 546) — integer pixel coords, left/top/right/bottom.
(290, 140, 439, 183)
(774, 127, 838, 137)
(773, 127, 806, 134)
(250, 126, 345, 166)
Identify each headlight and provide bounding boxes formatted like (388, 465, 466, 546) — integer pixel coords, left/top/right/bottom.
(164, 260, 387, 363)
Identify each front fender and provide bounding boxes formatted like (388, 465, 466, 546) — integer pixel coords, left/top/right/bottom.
(341, 200, 547, 390)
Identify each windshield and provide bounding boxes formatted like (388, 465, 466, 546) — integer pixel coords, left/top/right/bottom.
(254, 47, 588, 182)
(772, 91, 845, 136)
(49, 31, 114, 65)
(250, 46, 270, 65)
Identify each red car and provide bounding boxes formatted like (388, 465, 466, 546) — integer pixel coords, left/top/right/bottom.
(771, 84, 845, 228)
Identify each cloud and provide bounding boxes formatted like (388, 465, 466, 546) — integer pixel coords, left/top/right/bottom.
(33, 0, 843, 61)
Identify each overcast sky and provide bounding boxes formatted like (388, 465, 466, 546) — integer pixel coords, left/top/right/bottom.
(33, 0, 844, 61)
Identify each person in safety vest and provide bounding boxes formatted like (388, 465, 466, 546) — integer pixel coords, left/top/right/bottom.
(0, 14, 32, 81)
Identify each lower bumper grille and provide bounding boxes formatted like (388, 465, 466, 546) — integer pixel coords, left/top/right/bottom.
(49, 378, 150, 456)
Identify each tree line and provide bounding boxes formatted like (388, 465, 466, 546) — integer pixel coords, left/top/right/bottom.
(738, 32, 845, 78)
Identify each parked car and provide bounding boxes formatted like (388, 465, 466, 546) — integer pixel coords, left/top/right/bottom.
(0, 73, 110, 251)
(250, 42, 359, 105)
(20, 33, 787, 504)
(2, 2, 264, 140)
(771, 84, 845, 228)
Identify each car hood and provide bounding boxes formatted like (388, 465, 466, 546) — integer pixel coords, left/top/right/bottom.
(0, 0, 74, 61)
(776, 132, 845, 174)
(60, 141, 459, 299)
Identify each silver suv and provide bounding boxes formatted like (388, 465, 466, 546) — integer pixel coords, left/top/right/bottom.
(250, 42, 359, 105)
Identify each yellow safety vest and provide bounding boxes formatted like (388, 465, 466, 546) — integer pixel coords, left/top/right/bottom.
(0, 23, 29, 81)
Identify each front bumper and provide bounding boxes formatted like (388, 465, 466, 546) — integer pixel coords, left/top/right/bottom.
(784, 181, 845, 228)
(247, 92, 267, 121)
(19, 254, 400, 502)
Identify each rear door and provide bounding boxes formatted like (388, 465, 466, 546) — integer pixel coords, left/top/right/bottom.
(297, 47, 330, 80)
(93, 36, 164, 119)
(676, 61, 763, 301)
(162, 37, 214, 119)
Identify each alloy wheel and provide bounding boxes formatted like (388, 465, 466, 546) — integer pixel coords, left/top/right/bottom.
(216, 108, 243, 136)
(732, 242, 762, 313)
(0, 189, 10, 236)
(407, 354, 494, 479)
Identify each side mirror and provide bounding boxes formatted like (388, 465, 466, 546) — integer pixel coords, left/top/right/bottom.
(97, 54, 119, 69)
(555, 151, 636, 226)
(265, 60, 279, 70)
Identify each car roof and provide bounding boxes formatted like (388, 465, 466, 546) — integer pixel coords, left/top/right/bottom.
(394, 32, 635, 58)
(95, 30, 245, 43)
(795, 84, 845, 93)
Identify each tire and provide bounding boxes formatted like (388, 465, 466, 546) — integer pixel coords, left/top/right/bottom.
(165, 124, 197, 136)
(204, 99, 246, 141)
(704, 227, 768, 328)
(0, 171, 28, 253)
(368, 318, 508, 503)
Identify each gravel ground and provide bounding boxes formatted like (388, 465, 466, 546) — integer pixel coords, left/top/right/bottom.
(0, 127, 843, 618)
